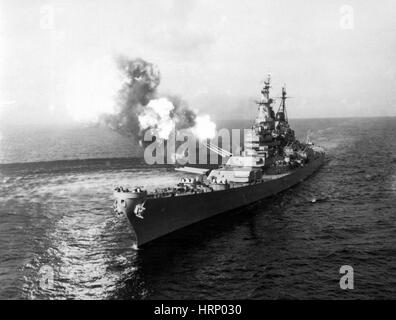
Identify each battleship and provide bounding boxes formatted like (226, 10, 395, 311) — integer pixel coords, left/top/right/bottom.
(113, 75, 325, 247)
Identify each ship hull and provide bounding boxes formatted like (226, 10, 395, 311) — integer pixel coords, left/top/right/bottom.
(125, 154, 325, 247)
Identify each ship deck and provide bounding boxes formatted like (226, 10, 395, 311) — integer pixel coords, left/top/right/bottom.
(146, 171, 293, 199)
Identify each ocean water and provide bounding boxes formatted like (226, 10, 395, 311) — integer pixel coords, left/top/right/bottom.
(0, 118, 395, 299)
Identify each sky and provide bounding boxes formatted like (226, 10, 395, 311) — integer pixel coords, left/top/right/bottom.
(1, 0, 396, 127)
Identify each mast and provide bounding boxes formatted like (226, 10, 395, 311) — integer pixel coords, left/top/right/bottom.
(276, 84, 289, 123)
(255, 74, 275, 125)
(281, 85, 288, 122)
(261, 74, 272, 101)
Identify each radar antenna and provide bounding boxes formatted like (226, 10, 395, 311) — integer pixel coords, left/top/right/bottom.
(261, 73, 271, 101)
(255, 73, 273, 106)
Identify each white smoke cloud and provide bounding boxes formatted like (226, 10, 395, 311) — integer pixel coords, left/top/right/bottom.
(138, 98, 175, 139)
(192, 114, 217, 140)
(63, 56, 217, 142)
(138, 98, 216, 141)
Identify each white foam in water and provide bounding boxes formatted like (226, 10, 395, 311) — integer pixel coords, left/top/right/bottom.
(1, 118, 396, 299)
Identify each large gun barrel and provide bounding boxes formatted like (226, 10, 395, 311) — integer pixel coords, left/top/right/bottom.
(175, 167, 210, 175)
(203, 142, 232, 158)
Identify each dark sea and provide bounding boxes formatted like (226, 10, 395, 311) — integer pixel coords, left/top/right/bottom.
(0, 118, 395, 299)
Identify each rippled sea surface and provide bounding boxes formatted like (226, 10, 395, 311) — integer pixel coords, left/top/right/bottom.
(0, 118, 395, 299)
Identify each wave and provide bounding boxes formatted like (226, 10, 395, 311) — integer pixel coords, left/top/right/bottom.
(0, 157, 163, 176)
